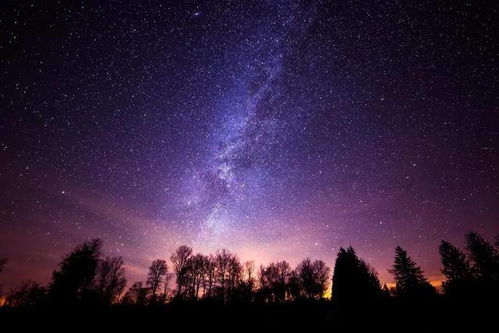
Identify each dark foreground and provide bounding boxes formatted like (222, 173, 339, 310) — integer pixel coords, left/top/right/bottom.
(0, 297, 495, 331)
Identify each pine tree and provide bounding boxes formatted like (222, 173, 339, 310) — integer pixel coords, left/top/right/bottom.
(390, 246, 435, 298)
(440, 241, 472, 282)
(465, 232, 499, 281)
(439, 240, 473, 295)
(332, 246, 382, 305)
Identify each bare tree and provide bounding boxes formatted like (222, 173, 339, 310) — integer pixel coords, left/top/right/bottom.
(275, 261, 292, 301)
(258, 261, 292, 302)
(170, 245, 193, 297)
(94, 256, 127, 305)
(244, 261, 255, 289)
(205, 255, 216, 298)
(258, 263, 272, 302)
(160, 272, 173, 303)
(234, 260, 255, 302)
(287, 269, 302, 300)
(214, 249, 241, 302)
(122, 281, 149, 305)
(227, 255, 243, 299)
(296, 258, 330, 299)
(214, 249, 232, 301)
(146, 259, 168, 301)
(187, 254, 209, 300)
(312, 260, 330, 298)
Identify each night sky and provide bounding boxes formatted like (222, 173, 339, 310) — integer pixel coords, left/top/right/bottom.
(1, 1, 498, 290)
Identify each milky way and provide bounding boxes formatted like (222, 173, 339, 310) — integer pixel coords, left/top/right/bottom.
(1, 1, 498, 289)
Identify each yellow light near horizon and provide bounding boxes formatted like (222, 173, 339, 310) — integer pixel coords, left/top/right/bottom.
(323, 288, 332, 300)
(385, 280, 444, 293)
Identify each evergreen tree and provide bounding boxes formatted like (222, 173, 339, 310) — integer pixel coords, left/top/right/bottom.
(390, 246, 435, 298)
(465, 232, 499, 281)
(332, 246, 382, 306)
(439, 241, 472, 292)
(439, 240, 473, 296)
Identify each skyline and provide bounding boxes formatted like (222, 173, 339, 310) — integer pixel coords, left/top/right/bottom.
(1, 0, 498, 291)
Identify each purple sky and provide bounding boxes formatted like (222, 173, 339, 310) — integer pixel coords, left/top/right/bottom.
(1, 1, 498, 291)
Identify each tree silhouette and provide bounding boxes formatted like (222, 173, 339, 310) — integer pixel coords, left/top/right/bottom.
(258, 262, 285, 302)
(160, 272, 173, 303)
(185, 254, 209, 300)
(332, 247, 382, 306)
(146, 259, 168, 302)
(204, 254, 216, 299)
(228, 255, 242, 285)
(48, 239, 102, 306)
(235, 261, 255, 303)
(6, 281, 47, 307)
(465, 232, 499, 282)
(170, 245, 192, 298)
(296, 258, 330, 300)
(122, 281, 149, 306)
(258, 261, 292, 302)
(381, 284, 391, 297)
(213, 249, 242, 302)
(439, 240, 473, 296)
(287, 270, 302, 300)
(214, 249, 231, 300)
(93, 256, 127, 305)
(390, 246, 435, 299)
(6, 231, 499, 326)
(258, 264, 271, 302)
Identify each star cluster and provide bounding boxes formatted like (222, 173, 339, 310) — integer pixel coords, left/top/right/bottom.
(1, 0, 498, 289)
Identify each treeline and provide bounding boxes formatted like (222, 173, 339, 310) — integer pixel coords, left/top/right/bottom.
(120, 247, 330, 306)
(0, 231, 498, 309)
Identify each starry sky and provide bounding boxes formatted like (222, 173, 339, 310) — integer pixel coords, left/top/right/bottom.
(1, 0, 498, 290)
